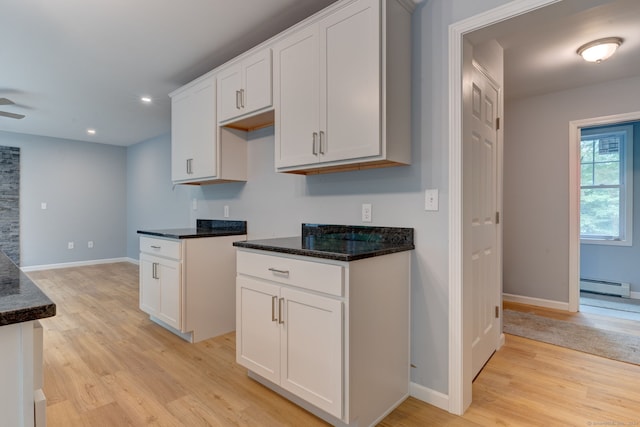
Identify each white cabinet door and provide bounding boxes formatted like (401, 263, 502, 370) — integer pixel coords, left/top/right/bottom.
(171, 75, 217, 183)
(243, 49, 272, 116)
(156, 258, 181, 330)
(217, 64, 242, 123)
(218, 49, 272, 124)
(139, 253, 181, 330)
(280, 287, 343, 418)
(139, 253, 161, 316)
(274, 25, 320, 168)
(319, 0, 381, 163)
(236, 276, 281, 384)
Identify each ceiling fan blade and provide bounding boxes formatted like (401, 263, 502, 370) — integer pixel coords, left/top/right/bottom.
(0, 98, 15, 106)
(0, 111, 25, 119)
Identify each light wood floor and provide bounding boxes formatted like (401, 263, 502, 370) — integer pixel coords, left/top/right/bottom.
(29, 263, 640, 426)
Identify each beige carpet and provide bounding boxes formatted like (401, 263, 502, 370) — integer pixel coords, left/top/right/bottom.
(503, 309, 640, 366)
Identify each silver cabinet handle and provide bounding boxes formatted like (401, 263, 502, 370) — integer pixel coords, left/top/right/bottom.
(312, 132, 318, 155)
(235, 90, 241, 109)
(278, 297, 285, 325)
(186, 158, 193, 174)
(151, 262, 159, 279)
(240, 89, 245, 108)
(319, 131, 325, 154)
(150, 245, 161, 249)
(268, 267, 290, 277)
(272, 296, 278, 322)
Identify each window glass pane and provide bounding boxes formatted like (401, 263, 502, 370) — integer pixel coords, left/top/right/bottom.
(581, 187, 620, 238)
(581, 140, 594, 163)
(581, 164, 593, 185)
(593, 161, 620, 185)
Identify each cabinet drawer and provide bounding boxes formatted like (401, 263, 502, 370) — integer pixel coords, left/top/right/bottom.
(237, 250, 343, 297)
(139, 236, 182, 260)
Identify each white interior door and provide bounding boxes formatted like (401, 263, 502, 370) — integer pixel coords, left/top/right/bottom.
(469, 64, 500, 379)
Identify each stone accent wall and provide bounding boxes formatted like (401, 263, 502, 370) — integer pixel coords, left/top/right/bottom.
(0, 146, 20, 265)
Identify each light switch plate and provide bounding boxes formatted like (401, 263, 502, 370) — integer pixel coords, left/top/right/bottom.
(425, 189, 439, 211)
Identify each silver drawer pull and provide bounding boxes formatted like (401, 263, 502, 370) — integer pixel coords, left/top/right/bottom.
(150, 245, 161, 249)
(268, 267, 289, 276)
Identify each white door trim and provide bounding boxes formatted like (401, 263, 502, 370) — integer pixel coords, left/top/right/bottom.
(568, 111, 640, 313)
(448, 0, 561, 415)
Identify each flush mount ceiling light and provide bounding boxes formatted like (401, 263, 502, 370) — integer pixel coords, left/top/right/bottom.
(140, 96, 152, 104)
(87, 129, 96, 135)
(577, 37, 623, 63)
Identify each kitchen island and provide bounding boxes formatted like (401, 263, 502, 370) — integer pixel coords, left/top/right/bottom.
(0, 250, 56, 427)
(233, 224, 413, 427)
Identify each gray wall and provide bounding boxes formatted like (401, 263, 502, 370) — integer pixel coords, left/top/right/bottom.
(504, 75, 640, 303)
(0, 130, 127, 267)
(580, 122, 640, 293)
(126, 132, 191, 258)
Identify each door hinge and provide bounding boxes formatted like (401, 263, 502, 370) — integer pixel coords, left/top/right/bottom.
(495, 212, 500, 224)
(495, 306, 500, 318)
(496, 117, 500, 130)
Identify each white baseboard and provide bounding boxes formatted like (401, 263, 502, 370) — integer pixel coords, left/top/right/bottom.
(409, 381, 449, 412)
(21, 257, 133, 272)
(502, 293, 569, 311)
(630, 291, 640, 300)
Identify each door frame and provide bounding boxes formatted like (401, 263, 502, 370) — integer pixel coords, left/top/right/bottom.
(447, 0, 561, 415)
(569, 111, 640, 313)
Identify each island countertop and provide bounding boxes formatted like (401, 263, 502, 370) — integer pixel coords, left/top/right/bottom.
(233, 224, 414, 262)
(0, 251, 56, 326)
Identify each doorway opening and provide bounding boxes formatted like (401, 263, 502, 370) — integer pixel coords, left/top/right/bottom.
(576, 118, 640, 322)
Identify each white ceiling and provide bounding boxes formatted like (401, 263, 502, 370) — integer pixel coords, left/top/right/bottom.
(1, 0, 638, 146)
(467, 0, 640, 101)
(0, 0, 337, 146)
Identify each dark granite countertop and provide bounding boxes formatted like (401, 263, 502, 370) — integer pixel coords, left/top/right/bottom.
(0, 251, 56, 326)
(138, 219, 247, 239)
(233, 224, 414, 261)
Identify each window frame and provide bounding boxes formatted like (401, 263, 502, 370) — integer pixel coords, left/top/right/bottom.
(580, 124, 633, 246)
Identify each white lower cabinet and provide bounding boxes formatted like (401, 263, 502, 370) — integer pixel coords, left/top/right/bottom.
(139, 234, 245, 342)
(139, 253, 181, 330)
(237, 276, 343, 417)
(236, 248, 410, 426)
(0, 320, 45, 427)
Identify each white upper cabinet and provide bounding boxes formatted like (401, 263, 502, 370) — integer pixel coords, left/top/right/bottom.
(217, 48, 273, 124)
(171, 75, 217, 183)
(170, 74, 247, 185)
(274, 0, 411, 174)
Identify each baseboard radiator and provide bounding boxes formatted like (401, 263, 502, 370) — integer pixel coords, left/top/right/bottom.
(580, 279, 631, 298)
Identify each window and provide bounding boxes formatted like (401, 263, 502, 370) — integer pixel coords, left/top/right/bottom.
(580, 124, 633, 245)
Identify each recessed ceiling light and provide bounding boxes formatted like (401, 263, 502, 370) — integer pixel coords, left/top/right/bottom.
(141, 96, 152, 104)
(87, 129, 96, 135)
(577, 37, 623, 63)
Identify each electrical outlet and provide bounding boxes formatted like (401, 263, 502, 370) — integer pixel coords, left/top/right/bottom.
(88, 241, 94, 249)
(68, 241, 74, 250)
(41, 202, 47, 210)
(425, 189, 439, 211)
(362, 203, 372, 222)
(224, 205, 229, 218)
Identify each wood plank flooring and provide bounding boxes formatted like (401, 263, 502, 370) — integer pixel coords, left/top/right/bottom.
(28, 263, 640, 426)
